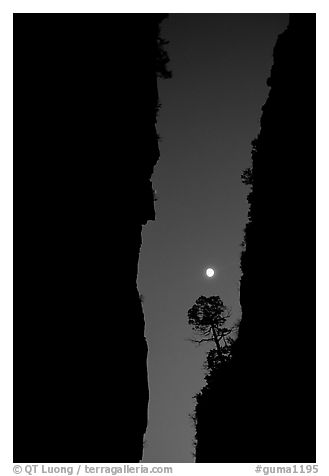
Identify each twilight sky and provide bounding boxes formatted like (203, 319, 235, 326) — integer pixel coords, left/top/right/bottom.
(138, 13, 289, 462)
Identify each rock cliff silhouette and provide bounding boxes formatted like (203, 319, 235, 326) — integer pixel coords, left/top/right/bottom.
(14, 14, 170, 463)
(193, 14, 315, 462)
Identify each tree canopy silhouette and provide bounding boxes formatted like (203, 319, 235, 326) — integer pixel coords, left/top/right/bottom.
(188, 295, 235, 365)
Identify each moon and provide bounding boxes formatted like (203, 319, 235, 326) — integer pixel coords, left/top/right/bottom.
(206, 268, 215, 278)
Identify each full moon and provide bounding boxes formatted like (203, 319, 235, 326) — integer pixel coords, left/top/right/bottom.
(206, 268, 215, 277)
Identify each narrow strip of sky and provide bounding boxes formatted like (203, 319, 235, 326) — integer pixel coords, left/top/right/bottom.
(139, 13, 289, 462)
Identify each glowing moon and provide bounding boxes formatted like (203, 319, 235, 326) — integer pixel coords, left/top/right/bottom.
(206, 268, 215, 277)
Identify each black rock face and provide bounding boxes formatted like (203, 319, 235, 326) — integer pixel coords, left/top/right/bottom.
(193, 14, 315, 462)
(14, 13, 169, 463)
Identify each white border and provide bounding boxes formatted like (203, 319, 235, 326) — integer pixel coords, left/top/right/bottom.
(8, 0, 322, 14)
(1, 1, 328, 474)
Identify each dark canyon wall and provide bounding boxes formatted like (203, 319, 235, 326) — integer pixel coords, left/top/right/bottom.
(193, 14, 315, 462)
(15, 14, 170, 463)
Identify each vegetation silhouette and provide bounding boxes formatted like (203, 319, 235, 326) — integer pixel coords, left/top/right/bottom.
(191, 14, 315, 462)
(188, 295, 235, 359)
(187, 295, 236, 459)
(14, 13, 170, 463)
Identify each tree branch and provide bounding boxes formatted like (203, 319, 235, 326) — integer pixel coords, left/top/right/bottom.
(188, 337, 214, 345)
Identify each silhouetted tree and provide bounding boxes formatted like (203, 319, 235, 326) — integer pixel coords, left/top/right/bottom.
(188, 295, 236, 455)
(188, 295, 234, 361)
